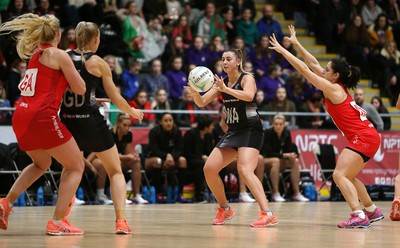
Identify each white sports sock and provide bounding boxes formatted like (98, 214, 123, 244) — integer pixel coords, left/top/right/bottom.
(353, 210, 366, 219)
(365, 204, 376, 213)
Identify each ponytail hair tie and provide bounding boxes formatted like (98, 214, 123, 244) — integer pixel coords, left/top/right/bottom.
(346, 64, 352, 77)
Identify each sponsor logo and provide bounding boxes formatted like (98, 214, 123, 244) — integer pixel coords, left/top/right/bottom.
(52, 115, 64, 139)
(295, 134, 339, 152)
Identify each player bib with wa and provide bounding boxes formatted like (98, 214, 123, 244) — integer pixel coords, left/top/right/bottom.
(18, 68, 38, 96)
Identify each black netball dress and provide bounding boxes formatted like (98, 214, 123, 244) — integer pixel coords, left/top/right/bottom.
(216, 73, 264, 151)
(59, 51, 115, 152)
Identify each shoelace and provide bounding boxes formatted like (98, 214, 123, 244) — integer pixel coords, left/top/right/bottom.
(342, 214, 360, 225)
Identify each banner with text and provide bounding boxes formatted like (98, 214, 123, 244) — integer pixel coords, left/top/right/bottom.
(131, 129, 400, 187)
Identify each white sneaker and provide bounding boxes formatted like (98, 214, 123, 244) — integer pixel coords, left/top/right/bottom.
(292, 193, 310, 202)
(96, 194, 113, 205)
(126, 199, 133, 205)
(272, 193, 286, 202)
(133, 194, 149, 204)
(74, 197, 86, 205)
(238, 192, 256, 203)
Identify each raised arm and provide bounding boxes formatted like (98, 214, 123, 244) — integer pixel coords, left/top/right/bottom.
(269, 34, 344, 102)
(96, 56, 144, 123)
(285, 25, 324, 76)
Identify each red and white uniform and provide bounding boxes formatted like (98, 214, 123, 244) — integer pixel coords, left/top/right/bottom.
(324, 83, 380, 158)
(12, 44, 72, 151)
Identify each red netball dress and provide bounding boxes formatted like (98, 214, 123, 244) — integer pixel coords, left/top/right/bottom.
(12, 44, 72, 151)
(324, 83, 380, 158)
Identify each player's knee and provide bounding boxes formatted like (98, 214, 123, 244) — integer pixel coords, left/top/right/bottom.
(332, 170, 344, 182)
(237, 166, 251, 179)
(203, 163, 216, 176)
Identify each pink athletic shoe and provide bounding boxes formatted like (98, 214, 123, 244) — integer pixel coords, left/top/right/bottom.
(363, 208, 384, 223)
(337, 213, 370, 228)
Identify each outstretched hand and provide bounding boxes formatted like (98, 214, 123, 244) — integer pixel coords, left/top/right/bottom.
(284, 25, 299, 45)
(131, 108, 144, 124)
(269, 33, 285, 54)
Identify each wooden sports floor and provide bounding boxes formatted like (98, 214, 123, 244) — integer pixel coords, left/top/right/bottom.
(1, 201, 399, 248)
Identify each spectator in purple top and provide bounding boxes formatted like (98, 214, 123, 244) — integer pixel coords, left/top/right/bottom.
(207, 35, 225, 66)
(185, 36, 212, 67)
(249, 35, 275, 79)
(165, 55, 187, 107)
(257, 64, 284, 103)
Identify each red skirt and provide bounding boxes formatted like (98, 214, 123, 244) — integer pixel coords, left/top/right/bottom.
(12, 108, 72, 151)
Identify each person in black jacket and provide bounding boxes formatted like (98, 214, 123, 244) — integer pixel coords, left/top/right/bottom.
(261, 114, 309, 202)
(183, 115, 215, 203)
(145, 113, 187, 202)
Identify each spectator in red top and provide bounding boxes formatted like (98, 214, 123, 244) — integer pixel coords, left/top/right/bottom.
(171, 14, 193, 49)
(176, 87, 198, 128)
(129, 89, 155, 127)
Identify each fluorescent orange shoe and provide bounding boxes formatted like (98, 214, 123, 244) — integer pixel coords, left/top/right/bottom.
(46, 218, 84, 236)
(250, 211, 279, 227)
(64, 197, 75, 219)
(115, 219, 132, 234)
(390, 197, 400, 221)
(0, 198, 13, 230)
(212, 207, 235, 225)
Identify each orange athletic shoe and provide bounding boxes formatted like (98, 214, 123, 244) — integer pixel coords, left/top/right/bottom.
(115, 219, 132, 234)
(0, 198, 13, 230)
(46, 218, 84, 236)
(250, 211, 279, 227)
(64, 197, 76, 219)
(390, 197, 400, 221)
(212, 207, 235, 225)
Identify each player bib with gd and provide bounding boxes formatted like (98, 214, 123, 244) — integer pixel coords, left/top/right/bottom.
(19, 68, 38, 96)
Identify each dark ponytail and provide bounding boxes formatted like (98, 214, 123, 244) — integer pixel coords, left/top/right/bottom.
(330, 58, 360, 90)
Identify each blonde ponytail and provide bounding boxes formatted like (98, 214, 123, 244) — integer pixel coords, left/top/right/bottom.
(74, 21, 100, 64)
(0, 14, 60, 60)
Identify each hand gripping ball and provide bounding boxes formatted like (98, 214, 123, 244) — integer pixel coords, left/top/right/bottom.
(188, 66, 215, 93)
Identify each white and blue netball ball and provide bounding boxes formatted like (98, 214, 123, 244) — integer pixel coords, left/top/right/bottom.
(188, 66, 215, 93)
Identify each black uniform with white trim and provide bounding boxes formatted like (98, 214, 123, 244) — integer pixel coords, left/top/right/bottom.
(216, 73, 264, 151)
(60, 50, 114, 152)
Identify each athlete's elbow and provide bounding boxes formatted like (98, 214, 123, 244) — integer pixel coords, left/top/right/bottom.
(194, 99, 206, 108)
(73, 85, 86, 95)
(196, 102, 206, 108)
